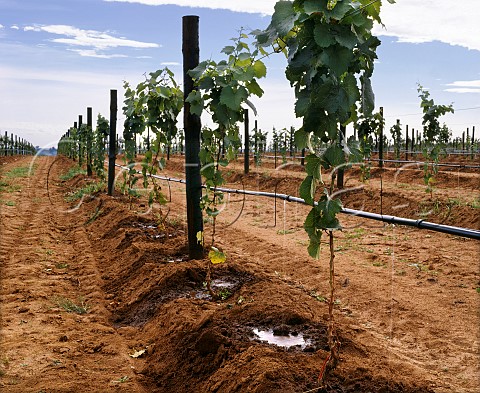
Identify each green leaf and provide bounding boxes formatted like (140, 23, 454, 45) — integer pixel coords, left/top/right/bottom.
(314, 23, 335, 48)
(307, 238, 321, 259)
(294, 128, 308, 149)
(303, 0, 327, 15)
(253, 60, 267, 78)
(299, 175, 315, 206)
(271, 0, 297, 36)
(246, 79, 264, 97)
(221, 45, 235, 55)
(361, 76, 375, 116)
(209, 247, 226, 265)
(188, 61, 209, 80)
(321, 144, 345, 169)
(220, 85, 248, 112)
(305, 154, 322, 180)
(186, 90, 204, 116)
(319, 45, 353, 77)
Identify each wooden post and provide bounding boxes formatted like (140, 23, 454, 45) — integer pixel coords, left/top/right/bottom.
(337, 125, 345, 189)
(472, 126, 476, 158)
(301, 148, 306, 166)
(78, 115, 84, 165)
(254, 120, 258, 166)
(379, 107, 384, 168)
(108, 90, 117, 196)
(411, 127, 414, 156)
(405, 124, 409, 160)
(462, 131, 465, 151)
(87, 107, 93, 176)
(183, 15, 203, 260)
(244, 109, 249, 174)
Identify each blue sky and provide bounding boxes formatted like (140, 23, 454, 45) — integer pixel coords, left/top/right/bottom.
(1, 0, 479, 148)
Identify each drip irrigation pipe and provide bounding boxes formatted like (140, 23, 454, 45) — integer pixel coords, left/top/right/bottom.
(113, 163, 480, 240)
(369, 158, 480, 169)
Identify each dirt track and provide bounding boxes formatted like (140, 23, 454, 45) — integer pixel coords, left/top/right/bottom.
(0, 154, 479, 392)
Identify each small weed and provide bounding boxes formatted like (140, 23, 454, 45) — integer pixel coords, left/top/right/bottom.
(396, 269, 407, 276)
(277, 229, 296, 235)
(65, 182, 105, 202)
(468, 197, 480, 209)
(59, 166, 86, 181)
(0, 181, 21, 193)
(54, 296, 88, 314)
(476, 287, 480, 294)
(55, 263, 69, 269)
(373, 262, 387, 267)
(5, 166, 33, 178)
(112, 376, 129, 384)
(4, 201, 15, 207)
(345, 228, 365, 239)
(218, 288, 231, 301)
(310, 291, 327, 303)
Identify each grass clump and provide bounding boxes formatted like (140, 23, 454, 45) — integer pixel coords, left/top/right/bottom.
(54, 296, 88, 314)
(4, 166, 34, 179)
(59, 166, 87, 181)
(65, 181, 105, 202)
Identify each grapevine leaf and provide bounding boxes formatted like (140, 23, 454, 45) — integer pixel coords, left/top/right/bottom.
(361, 76, 375, 116)
(321, 145, 345, 170)
(294, 128, 308, 149)
(314, 24, 335, 48)
(305, 154, 322, 180)
(246, 79, 264, 98)
(220, 85, 247, 111)
(188, 61, 209, 80)
(209, 247, 226, 265)
(319, 46, 353, 77)
(299, 175, 315, 206)
(303, 0, 327, 14)
(186, 91, 204, 116)
(252, 60, 267, 78)
(308, 238, 321, 259)
(221, 45, 235, 55)
(270, 0, 297, 37)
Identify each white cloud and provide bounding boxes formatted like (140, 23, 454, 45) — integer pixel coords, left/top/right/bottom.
(0, 24, 4, 29)
(11, 25, 19, 30)
(374, 0, 480, 51)
(68, 49, 128, 59)
(445, 80, 480, 94)
(160, 61, 180, 66)
(105, 1, 479, 51)
(24, 24, 160, 58)
(103, 0, 276, 15)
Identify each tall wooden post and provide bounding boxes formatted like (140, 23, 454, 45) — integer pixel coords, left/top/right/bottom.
(411, 127, 414, 156)
(183, 15, 203, 260)
(244, 109, 249, 174)
(379, 107, 384, 168)
(337, 125, 345, 189)
(87, 107, 93, 176)
(108, 90, 117, 196)
(405, 124, 409, 160)
(78, 115, 83, 165)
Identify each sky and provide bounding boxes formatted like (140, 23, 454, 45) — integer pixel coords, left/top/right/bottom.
(0, 0, 479, 148)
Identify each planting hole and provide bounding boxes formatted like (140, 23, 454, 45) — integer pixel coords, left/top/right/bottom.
(252, 328, 311, 349)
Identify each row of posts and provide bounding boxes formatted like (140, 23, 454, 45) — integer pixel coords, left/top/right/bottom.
(0, 131, 36, 156)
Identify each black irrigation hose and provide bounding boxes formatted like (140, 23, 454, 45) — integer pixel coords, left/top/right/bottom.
(113, 163, 480, 240)
(369, 158, 480, 169)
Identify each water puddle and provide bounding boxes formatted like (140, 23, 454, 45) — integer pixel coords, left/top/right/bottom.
(252, 328, 311, 349)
